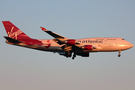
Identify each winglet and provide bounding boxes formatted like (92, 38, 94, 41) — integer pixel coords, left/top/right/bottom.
(40, 27, 48, 31)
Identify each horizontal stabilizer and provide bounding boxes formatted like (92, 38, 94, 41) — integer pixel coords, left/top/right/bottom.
(4, 36, 22, 43)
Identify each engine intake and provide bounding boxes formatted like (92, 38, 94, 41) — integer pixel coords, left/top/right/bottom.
(82, 45, 93, 50)
(65, 39, 76, 45)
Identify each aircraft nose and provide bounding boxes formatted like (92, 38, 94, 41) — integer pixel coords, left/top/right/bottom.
(128, 42, 134, 48)
(131, 43, 134, 48)
(124, 41, 134, 49)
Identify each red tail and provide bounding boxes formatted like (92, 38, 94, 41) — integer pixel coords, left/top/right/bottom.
(2, 21, 31, 40)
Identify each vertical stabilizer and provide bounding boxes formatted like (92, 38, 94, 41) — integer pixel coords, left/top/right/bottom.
(2, 21, 31, 40)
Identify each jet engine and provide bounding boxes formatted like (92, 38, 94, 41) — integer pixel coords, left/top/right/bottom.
(82, 45, 93, 50)
(65, 39, 76, 45)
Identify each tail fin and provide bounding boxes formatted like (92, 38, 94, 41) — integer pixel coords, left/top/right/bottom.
(2, 21, 31, 40)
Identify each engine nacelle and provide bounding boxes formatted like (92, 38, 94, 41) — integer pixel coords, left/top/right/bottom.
(82, 45, 93, 50)
(65, 39, 76, 45)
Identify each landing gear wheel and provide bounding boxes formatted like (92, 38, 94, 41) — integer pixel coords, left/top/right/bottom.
(118, 50, 121, 57)
(72, 53, 76, 60)
(65, 51, 72, 58)
(65, 51, 69, 58)
(118, 54, 121, 57)
(72, 57, 75, 60)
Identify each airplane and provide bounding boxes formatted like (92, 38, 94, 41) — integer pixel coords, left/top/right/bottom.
(2, 21, 134, 59)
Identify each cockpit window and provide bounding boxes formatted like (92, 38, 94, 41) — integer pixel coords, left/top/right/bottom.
(122, 38, 125, 40)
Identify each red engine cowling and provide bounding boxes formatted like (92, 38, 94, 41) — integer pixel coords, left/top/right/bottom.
(83, 45, 93, 50)
(66, 39, 76, 45)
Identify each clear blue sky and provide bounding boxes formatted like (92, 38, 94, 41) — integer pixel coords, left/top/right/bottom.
(0, 0, 135, 90)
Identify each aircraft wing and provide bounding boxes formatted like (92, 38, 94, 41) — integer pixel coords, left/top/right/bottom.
(40, 27, 82, 44)
(40, 27, 67, 39)
(40, 27, 76, 45)
(40, 27, 94, 59)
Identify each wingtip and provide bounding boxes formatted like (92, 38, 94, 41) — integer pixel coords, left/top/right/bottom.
(40, 27, 48, 31)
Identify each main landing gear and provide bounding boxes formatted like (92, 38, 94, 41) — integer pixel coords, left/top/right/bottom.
(72, 53, 76, 60)
(65, 51, 71, 58)
(118, 50, 121, 57)
(65, 51, 76, 60)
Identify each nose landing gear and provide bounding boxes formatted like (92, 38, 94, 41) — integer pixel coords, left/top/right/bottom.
(118, 50, 121, 57)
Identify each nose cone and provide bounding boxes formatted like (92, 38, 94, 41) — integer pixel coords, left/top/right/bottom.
(119, 40, 133, 50)
(130, 43, 134, 48)
(128, 42, 134, 49)
(124, 41, 134, 50)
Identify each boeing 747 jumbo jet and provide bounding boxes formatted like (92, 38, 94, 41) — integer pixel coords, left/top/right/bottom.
(2, 21, 133, 59)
